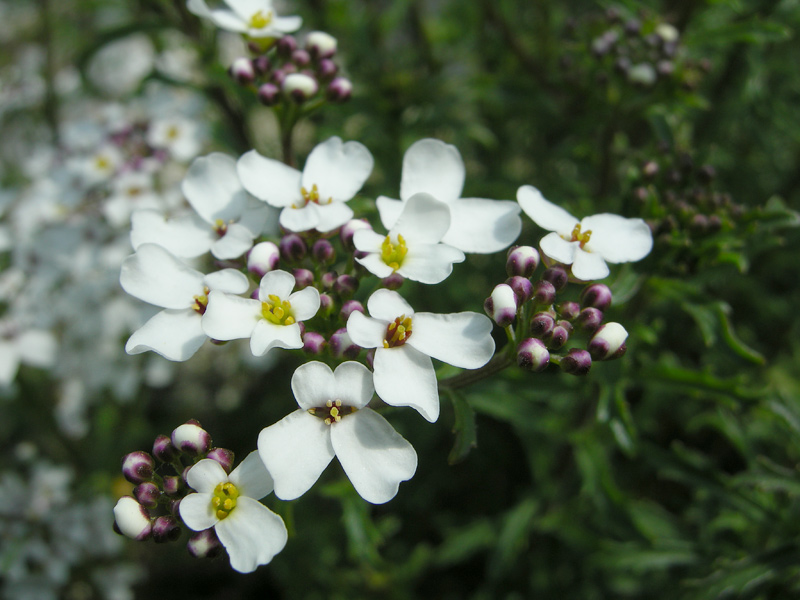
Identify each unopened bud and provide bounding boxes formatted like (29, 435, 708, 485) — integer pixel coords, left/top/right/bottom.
(163, 475, 181, 496)
(506, 245, 540, 278)
(248, 241, 280, 277)
(340, 300, 364, 322)
(317, 58, 338, 80)
(229, 57, 255, 84)
(258, 82, 281, 106)
(329, 328, 360, 359)
(152, 515, 181, 543)
(122, 451, 155, 484)
(340, 219, 371, 251)
(187, 529, 222, 559)
(318, 293, 334, 315)
(306, 31, 337, 58)
(381, 272, 404, 290)
(283, 73, 318, 103)
(206, 448, 235, 474)
(580, 283, 612, 310)
(311, 239, 336, 265)
(530, 311, 556, 338)
(134, 482, 161, 508)
(320, 271, 337, 290)
(303, 331, 327, 355)
(642, 161, 659, 179)
(588, 322, 628, 360)
(506, 276, 534, 305)
(327, 77, 352, 102)
(291, 49, 311, 68)
(484, 284, 517, 327)
(542, 266, 568, 291)
(517, 338, 550, 372)
(279, 233, 307, 262)
(546, 320, 572, 350)
(560, 349, 592, 376)
(333, 274, 358, 298)
(532, 279, 557, 306)
(171, 422, 211, 457)
(292, 268, 314, 289)
(575, 307, 604, 333)
(276, 35, 297, 58)
(152, 435, 178, 463)
(628, 63, 657, 87)
(252, 55, 271, 75)
(556, 301, 580, 321)
(113, 497, 152, 541)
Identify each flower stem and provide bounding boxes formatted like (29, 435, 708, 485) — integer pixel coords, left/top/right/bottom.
(438, 353, 514, 391)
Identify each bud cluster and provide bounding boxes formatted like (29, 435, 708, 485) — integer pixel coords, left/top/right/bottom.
(484, 246, 629, 376)
(112, 420, 231, 559)
(231, 31, 352, 105)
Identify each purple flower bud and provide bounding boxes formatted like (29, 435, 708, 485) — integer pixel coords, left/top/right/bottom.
(152, 515, 181, 544)
(168, 497, 182, 517)
(121, 451, 155, 484)
(333, 274, 359, 298)
(292, 268, 314, 289)
(589, 322, 628, 360)
(229, 57, 255, 84)
(517, 338, 550, 372)
(163, 475, 181, 496)
(187, 529, 222, 559)
(319, 293, 334, 315)
(642, 161, 659, 179)
(327, 77, 352, 102)
(340, 300, 364, 322)
(171, 423, 211, 457)
(303, 331, 327, 355)
(306, 31, 337, 59)
(546, 320, 572, 350)
(381, 272, 404, 290)
(134, 482, 161, 508)
(317, 58, 338, 80)
(575, 307, 604, 333)
(152, 434, 178, 463)
(248, 241, 280, 277)
(560, 348, 592, 376)
(506, 276, 534, 305)
(279, 233, 307, 262)
(283, 73, 319, 103)
(206, 448, 235, 474)
(276, 35, 297, 58)
(329, 328, 360, 359)
(532, 280, 556, 306)
(252, 55, 271, 75)
(484, 284, 518, 327)
(291, 49, 311, 67)
(580, 283, 613, 310)
(506, 245, 540, 278)
(258, 82, 281, 106)
(624, 18, 642, 36)
(311, 239, 336, 265)
(556, 301, 580, 321)
(530, 311, 556, 338)
(113, 497, 152, 540)
(542, 266, 569, 291)
(340, 219, 372, 251)
(320, 272, 337, 290)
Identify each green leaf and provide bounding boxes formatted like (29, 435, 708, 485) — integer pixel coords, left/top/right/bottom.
(687, 18, 791, 46)
(448, 392, 478, 465)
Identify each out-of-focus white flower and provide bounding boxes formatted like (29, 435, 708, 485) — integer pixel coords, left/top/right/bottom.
(179, 452, 287, 573)
(146, 117, 203, 162)
(187, 0, 301, 38)
(87, 34, 155, 97)
(517, 185, 653, 280)
(0, 321, 57, 386)
(376, 139, 522, 253)
(103, 171, 162, 228)
(258, 361, 417, 503)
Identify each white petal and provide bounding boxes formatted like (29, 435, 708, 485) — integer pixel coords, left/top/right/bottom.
(223, 0, 265, 21)
(121, 244, 203, 308)
(179, 492, 218, 531)
(399, 243, 465, 284)
(516, 185, 578, 235)
(392, 193, 450, 244)
(229, 451, 274, 500)
(292, 361, 336, 410)
(239, 201, 273, 237)
(280, 204, 320, 232)
(259, 270, 296, 301)
(258, 409, 335, 500)
(302, 137, 374, 203)
(130, 209, 214, 259)
(333, 361, 374, 409)
(207, 9, 248, 32)
(366, 289, 415, 321)
(249, 320, 302, 356)
(355, 254, 395, 279)
(204, 269, 249, 295)
(539, 232, 578, 264)
(442, 198, 522, 253)
(202, 291, 260, 341)
(287, 286, 320, 321)
(0, 341, 19, 385)
(16, 330, 57, 367)
(314, 202, 354, 233)
(187, 0, 213, 18)
(182, 153, 248, 224)
(400, 138, 464, 203)
(273, 15, 302, 33)
(211, 222, 254, 260)
(408, 312, 495, 369)
(126, 309, 206, 362)
(581, 214, 654, 263)
(332, 409, 417, 504)
(345, 311, 386, 350)
(373, 345, 439, 422)
(216, 497, 288, 573)
(237, 150, 302, 208)
(375, 196, 404, 230)
(187, 459, 228, 493)
(571, 248, 610, 281)
(352, 228, 385, 253)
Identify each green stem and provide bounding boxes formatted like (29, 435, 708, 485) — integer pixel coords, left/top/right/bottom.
(438, 353, 514, 391)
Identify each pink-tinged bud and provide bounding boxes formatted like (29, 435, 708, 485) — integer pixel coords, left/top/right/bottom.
(333, 274, 358, 298)
(276, 35, 297, 58)
(113, 497, 152, 541)
(122, 451, 155, 484)
(340, 218, 372, 250)
(580, 283, 613, 310)
(306, 31, 337, 58)
(279, 233, 307, 262)
(163, 475, 181, 496)
(381, 272, 404, 290)
(292, 268, 314, 290)
(303, 331, 327, 354)
(291, 49, 311, 67)
(506, 246, 540, 278)
(318, 293, 334, 316)
(589, 322, 628, 360)
(248, 241, 280, 277)
(169, 497, 182, 517)
(258, 82, 281, 106)
(340, 299, 364, 322)
(134, 482, 161, 508)
(283, 73, 318, 103)
(484, 284, 518, 327)
(556, 301, 580, 321)
(327, 77, 352, 102)
(532, 280, 556, 306)
(229, 57, 255, 84)
(317, 58, 338, 80)
(506, 276, 534, 305)
(320, 272, 337, 290)
(560, 348, 592, 376)
(575, 307, 604, 333)
(152, 435, 178, 463)
(546, 320, 572, 350)
(187, 529, 222, 559)
(152, 515, 181, 543)
(171, 423, 211, 457)
(329, 328, 360, 359)
(311, 239, 336, 265)
(206, 448, 235, 474)
(252, 55, 271, 75)
(542, 266, 569, 291)
(530, 311, 556, 338)
(517, 338, 550, 372)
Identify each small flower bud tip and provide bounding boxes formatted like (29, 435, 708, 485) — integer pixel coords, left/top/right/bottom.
(113, 497, 152, 541)
(306, 31, 337, 58)
(152, 515, 181, 543)
(588, 322, 628, 360)
(134, 482, 161, 508)
(506, 245, 540, 278)
(302, 331, 327, 355)
(542, 266, 568, 292)
(206, 448, 235, 474)
(561, 349, 592, 376)
(484, 284, 517, 327)
(248, 241, 281, 276)
(506, 276, 534, 305)
(517, 338, 550, 372)
(171, 423, 211, 457)
(121, 451, 155, 485)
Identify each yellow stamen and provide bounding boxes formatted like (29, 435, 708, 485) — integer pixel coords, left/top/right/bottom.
(211, 482, 239, 520)
(249, 10, 273, 29)
(569, 223, 592, 248)
(192, 286, 211, 315)
(311, 399, 354, 425)
(381, 234, 408, 271)
(293, 183, 332, 209)
(383, 315, 413, 348)
(214, 219, 229, 236)
(261, 294, 296, 325)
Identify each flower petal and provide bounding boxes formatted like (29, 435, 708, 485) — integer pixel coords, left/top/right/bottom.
(179, 492, 218, 531)
(211, 222, 255, 260)
(273, 15, 302, 33)
(16, 330, 57, 367)
(130, 209, 214, 259)
(570, 248, 610, 281)
(314, 202, 354, 233)
(250, 320, 302, 356)
(182, 153, 248, 224)
(259, 270, 296, 302)
(345, 311, 387, 350)
(408, 312, 495, 369)
(354, 254, 395, 279)
(237, 150, 302, 208)
(202, 291, 260, 341)
(366, 289, 415, 322)
(291, 361, 337, 411)
(539, 232, 578, 264)
(238, 201, 273, 237)
(399, 243, 465, 284)
(258, 409, 335, 500)
(391, 193, 451, 245)
(120, 244, 203, 308)
(400, 138, 464, 204)
(581, 214, 654, 263)
(215, 497, 288, 573)
(204, 269, 250, 295)
(125, 309, 206, 362)
(517, 185, 578, 235)
(373, 345, 439, 422)
(332, 408, 417, 504)
(302, 137, 374, 203)
(375, 195, 404, 231)
(442, 198, 522, 253)
(333, 361, 374, 409)
(352, 228, 386, 253)
(0, 341, 19, 385)
(287, 286, 320, 321)
(229, 451, 274, 500)
(187, 458, 228, 493)
(279, 204, 320, 233)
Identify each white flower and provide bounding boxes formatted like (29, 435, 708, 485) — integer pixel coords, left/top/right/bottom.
(130, 153, 271, 259)
(120, 243, 249, 361)
(346, 289, 495, 422)
(353, 193, 465, 284)
(103, 171, 162, 228)
(0, 323, 57, 386)
(517, 185, 653, 281)
(179, 451, 287, 573)
(258, 361, 417, 504)
(187, 0, 301, 38)
(201, 269, 320, 357)
(146, 117, 203, 162)
(376, 139, 522, 253)
(237, 136, 373, 233)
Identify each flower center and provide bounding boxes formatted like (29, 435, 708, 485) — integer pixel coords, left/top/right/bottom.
(95, 155, 111, 171)
(381, 234, 408, 271)
(214, 219, 231, 237)
(383, 315, 413, 348)
(261, 294, 296, 325)
(211, 482, 239, 520)
(249, 10, 273, 29)
(192, 286, 210, 315)
(293, 184, 332, 209)
(308, 399, 357, 425)
(166, 125, 180, 140)
(569, 223, 592, 248)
